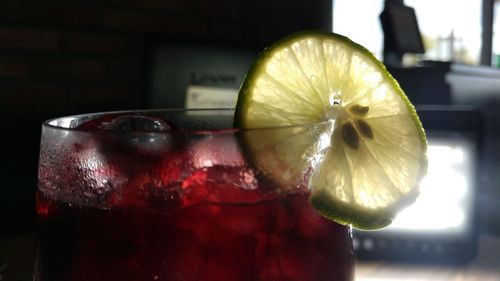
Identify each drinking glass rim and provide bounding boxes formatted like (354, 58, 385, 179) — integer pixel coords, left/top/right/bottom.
(43, 108, 330, 134)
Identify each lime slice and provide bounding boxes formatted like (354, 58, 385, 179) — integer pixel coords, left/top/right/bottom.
(235, 31, 427, 230)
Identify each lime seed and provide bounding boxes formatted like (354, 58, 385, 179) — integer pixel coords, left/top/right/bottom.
(355, 119, 374, 139)
(341, 122, 360, 150)
(348, 104, 369, 116)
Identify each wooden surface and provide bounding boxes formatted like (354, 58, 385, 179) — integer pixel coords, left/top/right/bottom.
(355, 234, 500, 281)
(2, 232, 500, 281)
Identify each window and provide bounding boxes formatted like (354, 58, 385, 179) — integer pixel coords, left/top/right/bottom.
(333, 0, 483, 65)
(492, 0, 500, 66)
(406, 0, 482, 65)
(332, 0, 384, 59)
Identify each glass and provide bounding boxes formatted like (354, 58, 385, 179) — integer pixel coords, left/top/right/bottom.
(34, 109, 354, 281)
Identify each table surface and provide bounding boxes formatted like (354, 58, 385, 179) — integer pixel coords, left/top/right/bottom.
(355, 234, 500, 281)
(2, 233, 500, 281)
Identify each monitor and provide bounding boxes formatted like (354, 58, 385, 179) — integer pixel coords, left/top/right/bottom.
(353, 107, 482, 264)
(380, 1, 425, 65)
(147, 41, 256, 109)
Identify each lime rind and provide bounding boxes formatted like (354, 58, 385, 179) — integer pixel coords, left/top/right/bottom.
(236, 31, 426, 146)
(309, 119, 427, 230)
(234, 30, 427, 230)
(310, 186, 420, 230)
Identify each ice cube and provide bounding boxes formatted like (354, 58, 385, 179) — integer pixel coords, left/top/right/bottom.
(105, 146, 191, 210)
(38, 140, 126, 208)
(78, 114, 179, 156)
(190, 135, 245, 169)
(177, 135, 270, 206)
(141, 182, 183, 211)
(181, 165, 267, 207)
(104, 115, 171, 131)
(77, 114, 180, 178)
(77, 114, 175, 132)
(40, 113, 192, 209)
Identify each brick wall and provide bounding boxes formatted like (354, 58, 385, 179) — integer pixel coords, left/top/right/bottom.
(0, 0, 332, 237)
(0, 0, 245, 116)
(0, 0, 250, 244)
(0, 3, 332, 278)
(0, 0, 331, 116)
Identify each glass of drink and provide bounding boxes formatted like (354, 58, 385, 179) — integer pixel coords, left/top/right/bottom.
(35, 109, 354, 281)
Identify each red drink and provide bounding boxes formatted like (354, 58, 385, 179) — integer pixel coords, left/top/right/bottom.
(35, 110, 354, 281)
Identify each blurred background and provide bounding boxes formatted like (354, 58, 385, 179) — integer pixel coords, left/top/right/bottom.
(1, 0, 500, 280)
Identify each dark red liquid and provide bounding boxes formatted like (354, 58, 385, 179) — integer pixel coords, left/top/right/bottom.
(35, 114, 354, 280)
(35, 190, 353, 281)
